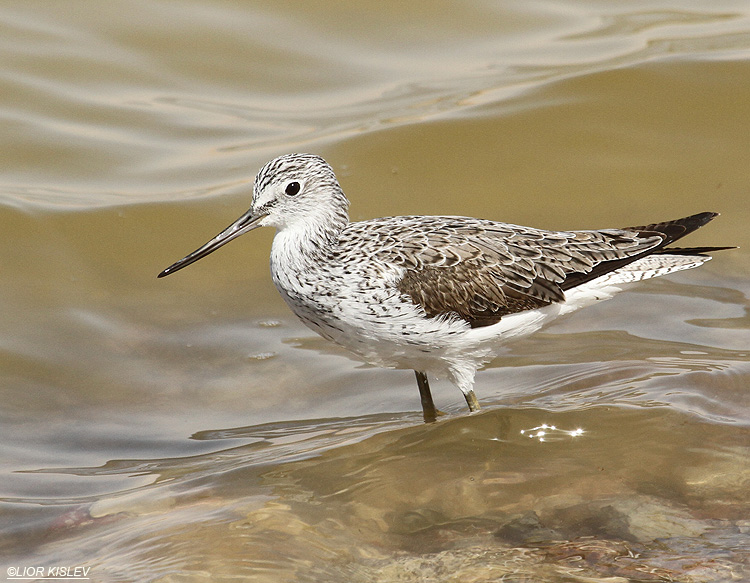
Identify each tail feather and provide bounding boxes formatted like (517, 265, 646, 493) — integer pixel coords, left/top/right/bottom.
(658, 245, 736, 256)
(590, 253, 712, 287)
(561, 211, 730, 292)
(622, 211, 718, 249)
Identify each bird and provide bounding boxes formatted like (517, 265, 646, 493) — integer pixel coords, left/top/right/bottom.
(159, 153, 731, 422)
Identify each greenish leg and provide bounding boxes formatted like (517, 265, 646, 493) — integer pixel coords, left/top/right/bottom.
(464, 389, 480, 412)
(414, 370, 439, 423)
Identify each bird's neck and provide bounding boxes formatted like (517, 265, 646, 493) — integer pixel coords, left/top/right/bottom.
(271, 202, 349, 266)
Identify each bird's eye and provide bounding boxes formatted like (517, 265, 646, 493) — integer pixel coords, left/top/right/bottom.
(285, 181, 301, 196)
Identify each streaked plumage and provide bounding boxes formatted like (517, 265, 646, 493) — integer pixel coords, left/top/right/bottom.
(159, 153, 731, 422)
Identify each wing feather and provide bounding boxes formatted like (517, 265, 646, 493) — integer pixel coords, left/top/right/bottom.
(336, 213, 720, 328)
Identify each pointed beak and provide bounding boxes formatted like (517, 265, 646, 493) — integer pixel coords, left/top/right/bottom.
(158, 209, 266, 278)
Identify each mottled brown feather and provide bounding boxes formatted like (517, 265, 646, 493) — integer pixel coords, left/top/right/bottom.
(370, 212, 725, 328)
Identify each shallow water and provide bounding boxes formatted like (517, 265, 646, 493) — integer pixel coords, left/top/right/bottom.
(1, 1, 749, 581)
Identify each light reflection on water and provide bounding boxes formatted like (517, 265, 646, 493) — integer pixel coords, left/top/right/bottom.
(5, 406, 748, 582)
(1, 0, 750, 581)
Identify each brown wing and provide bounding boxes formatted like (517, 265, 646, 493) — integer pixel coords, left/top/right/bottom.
(347, 216, 658, 328)
(355, 213, 721, 328)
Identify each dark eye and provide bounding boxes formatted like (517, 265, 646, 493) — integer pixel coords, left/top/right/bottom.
(285, 181, 301, 196)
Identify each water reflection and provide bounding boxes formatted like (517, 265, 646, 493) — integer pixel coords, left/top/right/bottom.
(6, 407, 747, 581)
(519, 423, 585, 441)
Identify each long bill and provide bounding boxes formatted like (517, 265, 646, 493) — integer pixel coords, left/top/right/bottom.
(158, 209, 266, 278)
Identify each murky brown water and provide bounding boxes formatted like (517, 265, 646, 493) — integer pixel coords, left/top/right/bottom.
(1, 1, 749, 581)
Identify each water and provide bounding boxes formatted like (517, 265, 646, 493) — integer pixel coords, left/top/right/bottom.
(1, 1, 749, 581)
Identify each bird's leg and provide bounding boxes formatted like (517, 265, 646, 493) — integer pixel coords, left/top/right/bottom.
(464, 390, 480, 412)
(448, 365, 481, 413)
(414, 370, 439, 423)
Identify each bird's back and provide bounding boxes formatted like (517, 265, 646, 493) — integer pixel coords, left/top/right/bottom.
(332, 212, 726, 331)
